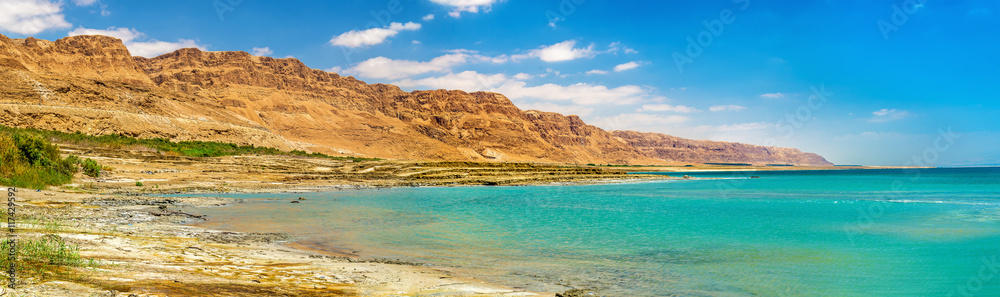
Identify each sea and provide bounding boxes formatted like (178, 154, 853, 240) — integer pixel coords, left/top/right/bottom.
(183, 167, 1000, 296)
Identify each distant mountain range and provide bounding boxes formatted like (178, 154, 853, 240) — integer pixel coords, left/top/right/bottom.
(0, 34, 832, 166)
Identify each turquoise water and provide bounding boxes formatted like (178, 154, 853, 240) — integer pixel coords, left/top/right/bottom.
(186, 168, 1000, 296)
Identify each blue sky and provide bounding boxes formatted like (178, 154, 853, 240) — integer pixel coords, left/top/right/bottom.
(2, 0, 998, 166)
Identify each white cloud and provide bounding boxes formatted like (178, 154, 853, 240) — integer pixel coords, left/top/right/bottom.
(514, 40, 596, 62)
(868, 108, 910, 123)
(607, 42, 638, 54)
(74, 0, 109, 16)
(325, 66, 342, 73)
(714, 122, 774, 132)
(637, 104, 698, 113)
(394, 70, 508, 91)
(596, 113, 691, 130)
(422, 14, 435, 21)
(346, 52, 489, 80)
(67, 26, 140, 41)
(330, 22, 421, 48)
(518, 102, 594, 117)
(0, 0, 72, 35)
(429, 0, 498, 17)
(495, 81, 650, 105)
(614, 61, 641, 72)
(835, 131, 909, 141)
(125, 40, 202, 58)
(658, 122, 779, 144)
(512, 72, 532, 80)
(391, 70, 655, 106)
(389, 22, 421, 30)
(67, 27, 205, 57)
(760, 92, 785, 99)
(547, 18, 561, 28)
(709, 105, 746, 112)
(251, 47, 273, 56)
(586, 69, 609, 75)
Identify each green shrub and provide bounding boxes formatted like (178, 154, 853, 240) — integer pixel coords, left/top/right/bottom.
(0, 131, 81, 189)
(0, 124, 378, 162)
(135, 181, 143, 187)
(60, 155, 81, 175)
(81, 158, 101, 177)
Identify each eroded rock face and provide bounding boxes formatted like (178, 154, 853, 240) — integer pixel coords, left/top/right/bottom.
(611, 130, 833, 166)
(0, 33, 832, 165)
(8, 35, 153, 86)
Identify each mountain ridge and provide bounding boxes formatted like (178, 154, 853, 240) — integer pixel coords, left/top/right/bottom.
(0, 34, 832, 166)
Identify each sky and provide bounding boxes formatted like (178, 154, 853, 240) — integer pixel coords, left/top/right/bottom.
(1, 0, 998, 166)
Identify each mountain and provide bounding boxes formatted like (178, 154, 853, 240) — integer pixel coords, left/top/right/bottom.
(611, 131, 831, 166)
(0, 34, 832, 166)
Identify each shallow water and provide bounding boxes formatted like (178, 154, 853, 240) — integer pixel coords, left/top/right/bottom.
(185, 168, 1000, 296)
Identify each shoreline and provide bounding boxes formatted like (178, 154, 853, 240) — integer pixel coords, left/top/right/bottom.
(11, 188, 561, 296)
(3, 141, 918, 296)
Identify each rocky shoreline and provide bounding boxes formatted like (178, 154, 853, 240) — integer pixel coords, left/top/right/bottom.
(9, 188, 589, 296)
(1, 140, 659, 296)
(4, 136, 885, 296)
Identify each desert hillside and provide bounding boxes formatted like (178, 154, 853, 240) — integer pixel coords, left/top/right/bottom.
(611, 131, 831, 166)
(0, 34, 832, 166)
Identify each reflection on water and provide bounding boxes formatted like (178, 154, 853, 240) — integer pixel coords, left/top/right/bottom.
(187, 168, 1000, 296)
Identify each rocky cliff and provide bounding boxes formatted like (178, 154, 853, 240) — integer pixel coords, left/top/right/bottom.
(611, 131, 832, 166)
(0, 34, 832, 166)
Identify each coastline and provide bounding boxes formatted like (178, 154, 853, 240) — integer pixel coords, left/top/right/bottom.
(8, 144, 669, 296)
(4, 142, 910, 296)
(10, 188, 558, 296)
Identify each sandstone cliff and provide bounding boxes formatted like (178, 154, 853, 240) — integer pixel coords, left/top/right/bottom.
(611, 131, 832, 166)
(0, 34, 832, 166)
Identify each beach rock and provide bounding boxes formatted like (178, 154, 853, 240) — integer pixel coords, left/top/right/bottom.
(196, 231, 291, 244)
(85, 197, 179, 207)
(290, 200, 300, 203)
(556, 288, 597, 297)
